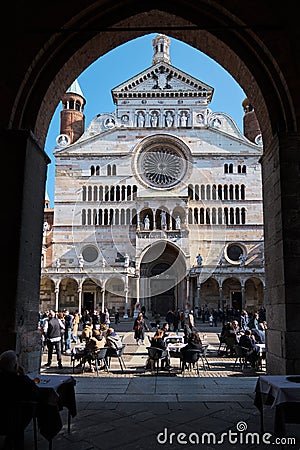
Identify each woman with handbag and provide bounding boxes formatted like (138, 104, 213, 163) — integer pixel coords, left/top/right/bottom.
(133, 312, 149, 345)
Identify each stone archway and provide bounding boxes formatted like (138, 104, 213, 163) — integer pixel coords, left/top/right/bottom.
(140, 241, 187, 316)
(3, 2, 300, 373)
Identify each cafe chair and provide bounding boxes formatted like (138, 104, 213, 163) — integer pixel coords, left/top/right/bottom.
(146, 347, 170, 375)
(233, 345, 249, 370)
(0, 400, 38, 450)
(224, 336, 238, 356)
(94, 347, 109, 375)
(217, 333, 227, 355)
(199, 344, 211, 370)
(106, 344, 127, 372)
(181, 349, 202, 376)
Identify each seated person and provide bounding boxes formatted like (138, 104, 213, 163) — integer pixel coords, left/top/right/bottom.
(232, 320, 241, 335)
(221, 322, 238, 355)
(181, 331, 203, 354)
(81, 321, 93, 341)
(149, 328, 170, 368)
(0, 350, 40, 448)
(81, 332, 107, 372)
(183, 324, 192, 343)
(161, 322, 170, 337)
(251, 327, 265, 344)
(105, 328, 123, 350)
(238, 329, 261, 368)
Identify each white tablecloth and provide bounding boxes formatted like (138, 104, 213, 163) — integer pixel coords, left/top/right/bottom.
(255, 375, 300, 408)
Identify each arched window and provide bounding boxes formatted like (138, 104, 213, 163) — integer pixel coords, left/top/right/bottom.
(229, 184, 234, 200)
(237, 164, 242, 173)
(99, 186, 103, 201)
(93, 209, 97, 225)
(121, 209, 125, 225)
(224, 185, 228, 200)
(218, 208, 223, 224)
(195, 184, 199, 201)
(188, 184, 193, 200)
(126, 208, 130, 224)
(206, 185, 211, 200)
(88, 186, 92, 201)
(93, 186, 98, 202)
(229, 163, 233, 173)
(206, 208, 210, 224)
(132, 208, 137, 225)
(127, 185, 131, 200)
(212, 207, 217, 224)
(110, 186, 114, 201)
(224, 207, 229, 225)
(235, 207, 240, 224)
(212, 185, 217, 200)
(132, 185, 137, 200)
(82, 186, 86, 201)
(116, 185, 120, 201)
(107, 165, 111, 176)
(104, 209, 109, 225)
(241, 208, 246, 224)
(110, 209, 114, 225)
(218, 185, 223, 200)
(194, 207, 199, 224)
(241, 184, 245, 200)
(87, 209, 92, 225)
(224, 163, 228, 173)
(104, 186, 109, 201)
(235, 185, 240, 200)
(201, 184, 205, 200)
(96, 165, 100, 176)
(82, 209, 86, 225)
(121, 186, 126, 201)
(112, 164, 117, 175)
(115, 209, 119, 225)
(188, 208, 193, 224)
(98, 209, 103, 225)
(200, 207, 205, 224)
(230, 207, 234, 224)
(90, 165, 95, 176)
(242, 165, 246, 173)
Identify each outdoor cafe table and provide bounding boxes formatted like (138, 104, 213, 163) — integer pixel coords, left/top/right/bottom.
(254, 375, 300, 436)
(29, 374, 77, 444)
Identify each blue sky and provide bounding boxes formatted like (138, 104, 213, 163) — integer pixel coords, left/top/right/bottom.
(44, 33, 246, 206)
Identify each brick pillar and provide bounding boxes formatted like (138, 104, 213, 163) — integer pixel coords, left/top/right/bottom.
(0, 129, 50, 373)
(261, 132, 300, 374)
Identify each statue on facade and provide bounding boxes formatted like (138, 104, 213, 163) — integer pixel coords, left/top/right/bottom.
(43, 221, 50, 235)
(175, 215, 181, 230)
(160, 210, 167, 228)
(165, 111, 174, 127)
(180, 111, 188, 127)
(78, 253, 84, 269)
(137, 112, 145, 127)
(124, 253, 130, 268)
(54, 258, 61, 271)
(150, 113, 158, 127)
(196, 253, 203, 266)
(239, 254, 246, 266)
(144, 215, 150, 230)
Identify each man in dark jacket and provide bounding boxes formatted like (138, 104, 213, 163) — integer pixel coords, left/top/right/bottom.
(43, 310, 64, 368)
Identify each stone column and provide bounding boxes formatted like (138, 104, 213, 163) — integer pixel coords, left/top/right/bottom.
(55, 286, 59, 312)
(241, 284, 245, 310)
(261, 132, 300, 374)
(78, 286, 83, 314)
(0, 129, 50, 373)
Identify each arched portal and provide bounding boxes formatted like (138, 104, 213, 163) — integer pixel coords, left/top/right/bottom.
(140, 241, 187, 316)
(3, 3, 300, 374)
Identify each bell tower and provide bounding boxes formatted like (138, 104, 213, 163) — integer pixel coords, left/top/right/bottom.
(60, 79, 86, 144)
(152, 34, 171, 65)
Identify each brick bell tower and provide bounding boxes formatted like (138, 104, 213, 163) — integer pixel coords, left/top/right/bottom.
(60, 79, 86, 144)
(242, 98, 261, 144)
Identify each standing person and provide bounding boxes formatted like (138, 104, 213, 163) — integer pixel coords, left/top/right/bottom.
(104, 308, 110, 327)
(133, 312, 149, 345)
(72, 310, 80, 343)
(63, 309, 73, 353)
(43, 310, 64, 369)
(188, 309, 196, 330)
(114, 310, 120, 325)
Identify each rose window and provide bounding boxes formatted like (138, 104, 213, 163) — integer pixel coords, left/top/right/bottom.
(135, 140, 189, 189)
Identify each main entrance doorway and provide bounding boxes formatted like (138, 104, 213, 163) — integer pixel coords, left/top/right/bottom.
(140, 241, 186, 316)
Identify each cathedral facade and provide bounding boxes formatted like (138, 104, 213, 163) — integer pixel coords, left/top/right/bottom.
(40, 35, 264, 317)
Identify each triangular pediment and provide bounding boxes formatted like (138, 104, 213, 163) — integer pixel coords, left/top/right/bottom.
(112, 62, 214, 102)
